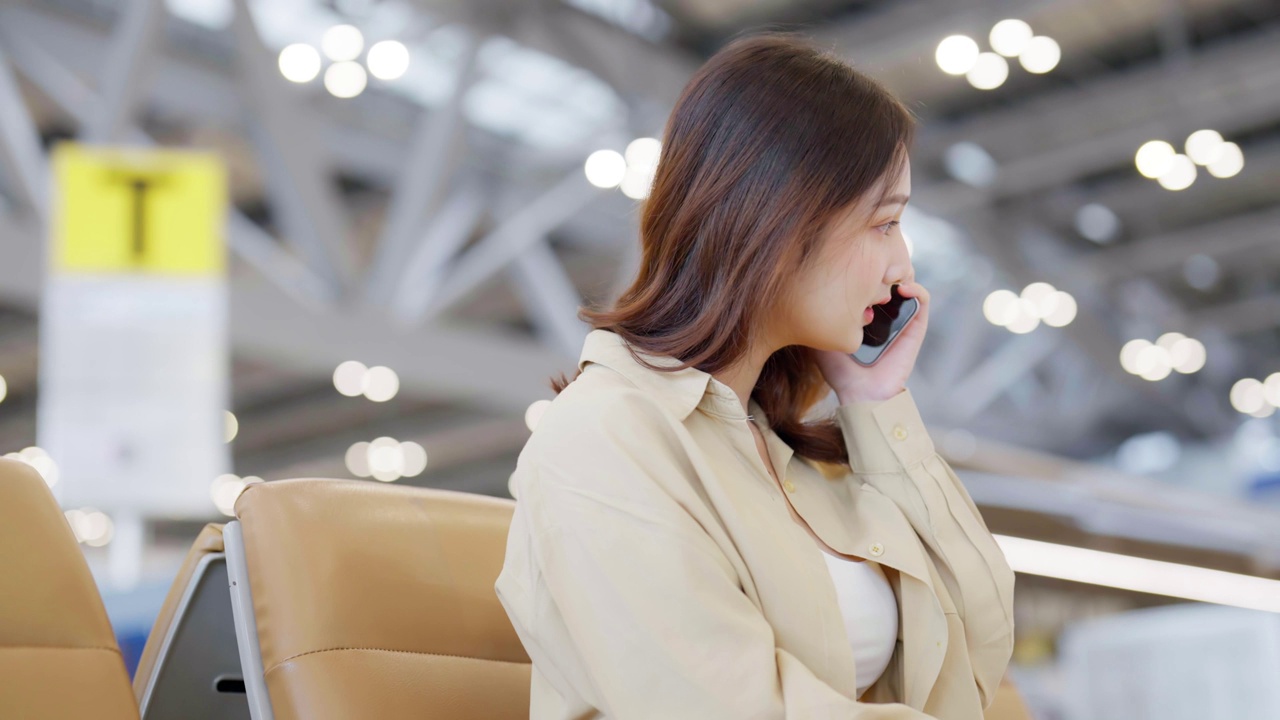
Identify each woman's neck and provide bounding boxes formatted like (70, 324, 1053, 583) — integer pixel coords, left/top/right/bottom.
(712, 340, 780, 417)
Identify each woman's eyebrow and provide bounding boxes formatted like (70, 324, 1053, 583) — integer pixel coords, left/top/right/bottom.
(878, 194, 911, 207)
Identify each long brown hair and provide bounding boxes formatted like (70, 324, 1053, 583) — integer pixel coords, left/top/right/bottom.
(553, 32, 916, 466)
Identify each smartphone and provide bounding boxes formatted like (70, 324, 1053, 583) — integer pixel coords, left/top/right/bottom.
(851, 284, 919, 366)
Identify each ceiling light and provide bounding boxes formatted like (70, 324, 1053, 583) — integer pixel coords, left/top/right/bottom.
(1182, 254, 1220, 291)
(983, 289, 1020, 327)
(1006, 301, 1041, 334)
(1135, 140, 1175, 179)
(1018, 36, 1061, 74)
(1136, 345, 1173, 381)
(1020, 282, 1058, 318)
(334, 360, 368, 397)
(1263, 373, 1280, 407)
(400, 441, 428, 477)
(584, 150, 626, 188)
(525, 399, 552, 432)
(1184, 129, 1224, 165)
(324, 61, 368, 98)
(936, 35, 980, 75)
(1206, 142, 1244, 179)
(1230, 378, 1265, 414)
(1074, 203, 1120, 244)
(943, 141, 997, 187)
(989, 19, 1033, 57)
(1120, 339, 1152, 375)
(620, 164, 655, 199)
(210, 474, 247, 517)
(366, 40, 410, 80)
(278, 43, 321, 83)
(362, 366, 399, 402)
(224, 411, 238, 443)
(345, 442, 372, 477)
(1169, 337, 1207, 374)
(624, 137, 661, 171)
(1041, 292, 1077, 327)
(1156, 154, 1196, 191)
(322, 24, 364, 62)
(966, 52, 1009, 90)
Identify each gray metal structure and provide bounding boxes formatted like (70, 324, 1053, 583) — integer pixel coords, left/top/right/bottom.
(138, 552, 252, 720)
(224, 521, 275, 720)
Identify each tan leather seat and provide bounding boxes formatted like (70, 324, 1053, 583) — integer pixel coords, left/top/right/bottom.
(230, 478, 531, 720)
(984, 674, 1034, 720)
(0, 458, 139, 719)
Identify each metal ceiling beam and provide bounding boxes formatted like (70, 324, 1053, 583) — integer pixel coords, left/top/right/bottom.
(510, 240, 590, 359)
(916, 25, 1280, 211)
(0, 48, 47, 218)
(389, 179, 488, 323)
(363, 31, 481, 306)
(956, 209, 1221, 438)
(814, 0, 1061, 73)
(510, 0, 696, 108)
(1, 20, 337, 311)
(230, 0, 354, 294)
(1073, 205, 1280, 283)
(0, 209, 571, 412)
(421, 170, 602, 319)
(0, 3, 404, 185)
(943, 322, 1063, 422)
(1187, 293, 1280, 338)
(86, 0, 164, 144)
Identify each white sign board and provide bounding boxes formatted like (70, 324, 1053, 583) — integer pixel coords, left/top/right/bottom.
(38, 144, 230, 519)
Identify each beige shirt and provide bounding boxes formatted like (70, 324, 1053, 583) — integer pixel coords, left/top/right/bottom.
(495, 329, 1016, 719)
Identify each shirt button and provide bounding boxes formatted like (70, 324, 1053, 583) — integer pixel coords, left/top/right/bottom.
(892, 425, 909, 441)
(868, 542, 885, 557)
(783, 480, 796, 493)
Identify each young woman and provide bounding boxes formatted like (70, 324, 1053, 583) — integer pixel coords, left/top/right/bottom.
(495, 33, 1016, 719)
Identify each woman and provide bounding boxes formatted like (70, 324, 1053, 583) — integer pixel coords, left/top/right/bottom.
(495, 33, 1016, 719)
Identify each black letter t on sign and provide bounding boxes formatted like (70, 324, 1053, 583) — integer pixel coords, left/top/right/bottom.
(106, 171, 171, 265)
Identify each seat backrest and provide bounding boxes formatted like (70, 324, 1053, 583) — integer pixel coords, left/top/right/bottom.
(0, 458, 139, 720)
(984, 674, 1034, 720)
(134, 523, 250, 720)
(229, 478, 531, 720)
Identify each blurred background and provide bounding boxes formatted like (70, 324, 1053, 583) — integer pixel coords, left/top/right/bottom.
(1, 0, 1279, 717)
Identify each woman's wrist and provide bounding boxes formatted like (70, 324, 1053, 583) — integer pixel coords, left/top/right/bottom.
(835, 384, 904, 405)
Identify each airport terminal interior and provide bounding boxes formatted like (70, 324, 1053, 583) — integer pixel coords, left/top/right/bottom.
(1, 0, 1279, 718)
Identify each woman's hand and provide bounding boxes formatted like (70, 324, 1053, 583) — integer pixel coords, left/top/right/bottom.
(812, 281, 930, 405)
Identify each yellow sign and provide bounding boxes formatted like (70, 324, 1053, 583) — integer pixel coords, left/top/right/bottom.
(52, 144, 227, 274)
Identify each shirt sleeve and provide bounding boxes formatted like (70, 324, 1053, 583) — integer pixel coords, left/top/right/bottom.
(509, 397, 940, 720)
(835, 388, 1016, 709)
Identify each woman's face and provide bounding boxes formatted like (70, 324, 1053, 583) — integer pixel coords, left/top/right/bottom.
(779, 161, 914, 354)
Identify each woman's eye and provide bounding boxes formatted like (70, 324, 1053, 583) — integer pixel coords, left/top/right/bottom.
(878, 220, 901, 234)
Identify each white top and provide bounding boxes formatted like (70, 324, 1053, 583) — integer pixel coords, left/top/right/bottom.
(820, 548, 899, 698)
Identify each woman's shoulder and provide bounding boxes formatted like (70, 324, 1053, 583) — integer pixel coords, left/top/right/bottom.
(527, 364, 683, 456)
(515, 364, 697, 485)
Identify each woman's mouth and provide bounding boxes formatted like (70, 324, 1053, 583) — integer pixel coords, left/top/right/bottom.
(863, 306, 875, 324)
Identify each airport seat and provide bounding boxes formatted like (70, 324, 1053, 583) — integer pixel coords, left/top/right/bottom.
(985, 673, 1034, 720)
(225, 478, 531, 720)
(133, 523, 250, 720)
(0, 458, 139, 719)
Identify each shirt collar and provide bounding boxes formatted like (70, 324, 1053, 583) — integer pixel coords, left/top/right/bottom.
(577, 329, 752, 422)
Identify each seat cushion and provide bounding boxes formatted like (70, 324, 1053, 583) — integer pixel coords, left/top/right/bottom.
(267, 647, 531, 720)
